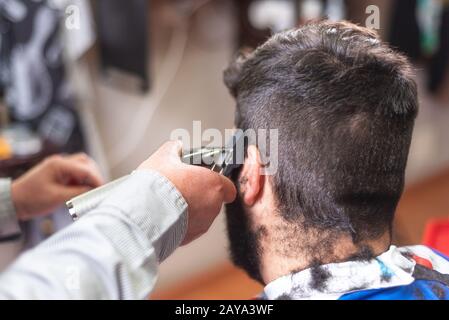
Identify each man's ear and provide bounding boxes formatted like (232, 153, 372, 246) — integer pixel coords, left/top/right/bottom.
(239, 145, 264, 206)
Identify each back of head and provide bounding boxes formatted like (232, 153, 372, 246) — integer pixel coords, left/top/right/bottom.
(224, 21, 418, 242)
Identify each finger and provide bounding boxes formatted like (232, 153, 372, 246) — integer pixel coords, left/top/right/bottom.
(56, 185, 93, 202)
(219, 175, 237, 203)
(66, 153, 90, 163)
(59, 153, 104, 184)
(78, 155, 104, 185)
(66, 154, 104, 183)
(58, 159, 104, 188)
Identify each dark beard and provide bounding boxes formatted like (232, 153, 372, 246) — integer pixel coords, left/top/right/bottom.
(225, 172, 264, 284)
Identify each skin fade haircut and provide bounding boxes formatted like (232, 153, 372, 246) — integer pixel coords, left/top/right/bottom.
(223, 20, 418, 283)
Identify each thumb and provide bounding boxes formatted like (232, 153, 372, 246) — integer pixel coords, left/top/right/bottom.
(220, 175, 237, 203)
(157, 140, 183, 163)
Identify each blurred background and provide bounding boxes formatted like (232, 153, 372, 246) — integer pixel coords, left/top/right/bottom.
(0, 0, 448, 299)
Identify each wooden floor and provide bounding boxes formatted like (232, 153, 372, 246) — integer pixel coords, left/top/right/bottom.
(153, 167, 449, 300)
(152, 262, 263, 300)
(394, 168, 449, 245)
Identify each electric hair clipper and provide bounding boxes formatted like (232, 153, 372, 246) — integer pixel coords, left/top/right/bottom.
(66, 132, 244, 221)
(180, 131, 244, 177)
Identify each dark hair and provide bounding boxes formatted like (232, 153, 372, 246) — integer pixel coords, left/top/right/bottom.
(224, 21, 418, 241)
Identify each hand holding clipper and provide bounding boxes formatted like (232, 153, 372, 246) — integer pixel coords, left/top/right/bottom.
(66, 133, 243, 222)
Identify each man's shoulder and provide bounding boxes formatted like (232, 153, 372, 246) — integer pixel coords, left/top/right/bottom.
(339, 278, 449, 300)
(398, 245, 449, 267)
(340, 245, 449, 300)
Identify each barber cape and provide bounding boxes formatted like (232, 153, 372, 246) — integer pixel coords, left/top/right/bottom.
(261, 245, 449, 300)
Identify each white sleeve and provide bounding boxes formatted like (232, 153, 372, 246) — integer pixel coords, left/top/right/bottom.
(0, 179, 21, 240)
(0, 170, 188, 299)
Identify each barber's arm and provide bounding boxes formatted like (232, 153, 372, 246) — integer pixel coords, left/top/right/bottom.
(0, 153, 103, 240)
(0, 141, 236, 299)
(0, 179, 19, 240)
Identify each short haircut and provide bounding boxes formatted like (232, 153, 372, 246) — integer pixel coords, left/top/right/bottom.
(224, 21, 418, 241)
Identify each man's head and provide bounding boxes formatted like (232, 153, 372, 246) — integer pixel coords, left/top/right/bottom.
(223, 21, 418, 283)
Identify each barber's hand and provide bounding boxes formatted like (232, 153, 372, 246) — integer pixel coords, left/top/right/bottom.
(11, 153, 104, 221)
(138, 141, 237, 245)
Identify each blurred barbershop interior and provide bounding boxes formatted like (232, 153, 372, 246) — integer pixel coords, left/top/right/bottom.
(0, 0, 448, 299)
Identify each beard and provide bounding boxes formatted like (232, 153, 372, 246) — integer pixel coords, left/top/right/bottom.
(225, 172, 264, 284)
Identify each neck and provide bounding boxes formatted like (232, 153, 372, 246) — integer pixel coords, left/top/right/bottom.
(258, 225, 391, 285)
